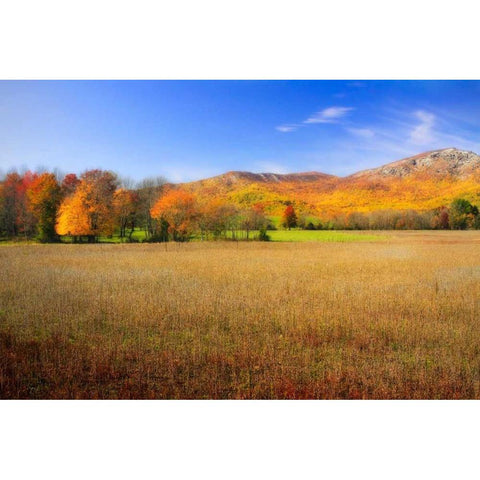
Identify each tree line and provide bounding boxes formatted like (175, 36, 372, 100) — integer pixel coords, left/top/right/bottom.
(298, 199, 480, 231)
(0, 169, 270, 243)
(1, 168, 480, 243)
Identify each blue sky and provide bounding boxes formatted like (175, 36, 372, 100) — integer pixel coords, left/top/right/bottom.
(1, 80, 480, 182)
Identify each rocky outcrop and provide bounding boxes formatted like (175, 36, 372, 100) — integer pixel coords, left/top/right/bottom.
(349, 148, 480, 180)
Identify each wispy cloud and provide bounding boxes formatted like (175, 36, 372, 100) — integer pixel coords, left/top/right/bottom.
(276, 105, 354, 132)
(276, 99, 480, 177)
(347, 127, 375, 138)
(275, 124, 299, 133)
(304, 106, 354, 124)
(409, 110, 436, 145)
(339, 108, 463, 166)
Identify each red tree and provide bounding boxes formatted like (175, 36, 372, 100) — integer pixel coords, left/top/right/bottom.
(61, 173, 80, 197)
(282, 205, 297, 230)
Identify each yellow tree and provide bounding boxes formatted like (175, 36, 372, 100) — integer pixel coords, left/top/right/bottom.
(56, 188, 91, 238)
(56, 169, 117, 241)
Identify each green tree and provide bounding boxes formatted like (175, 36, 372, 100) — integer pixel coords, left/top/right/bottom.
(449, 199, 478, 230)
(27, 173, 63, 242)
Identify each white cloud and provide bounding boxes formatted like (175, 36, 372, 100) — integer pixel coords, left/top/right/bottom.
(276, 105, 353, 132)
(304, 106, 354, 124)
(409, 110, 435, 145)
(276, 124, 299, 132)
(347, 127, 375, 138)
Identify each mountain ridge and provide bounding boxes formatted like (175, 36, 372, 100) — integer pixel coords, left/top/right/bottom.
(177, 148, 480, 219)
(183, 148, 480, 184)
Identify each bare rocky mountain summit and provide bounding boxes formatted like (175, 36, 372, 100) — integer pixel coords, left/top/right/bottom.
(348, 148, 480, 180)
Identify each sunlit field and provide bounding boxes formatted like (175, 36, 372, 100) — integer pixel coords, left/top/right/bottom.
(48, 229, 384, 244)
(266, 230, 384, 242)
(2, 231, 480, 399)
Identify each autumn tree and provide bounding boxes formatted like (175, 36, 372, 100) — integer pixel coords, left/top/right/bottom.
(113, 188, 138, 240)
(56, 169, 118, 242)
(282, 204, 297, 230)
(56, 188, 91, 239)
(368, 209, 400, 230)
(0, 172, 21, 237)
(449, 198, 478, 230)
(150, 189, 198, 241)
(431, 206, 450, 229)
(0, 171, 38, 238)
(61, 173, 80, 197)
(0, 182, 4, 237)
(27, 173, 62, 242)
(18, 171, 39, 238)
(219, 203, 240, 240)
(240, 203, 268, 239)
(198, 199, 240, 239)
(135, 176, 167, 238)
(346, 212, 368, 230)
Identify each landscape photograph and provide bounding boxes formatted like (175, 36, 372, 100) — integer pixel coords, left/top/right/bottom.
(2, 80, 480, 399)
(5, 0, 480, 478)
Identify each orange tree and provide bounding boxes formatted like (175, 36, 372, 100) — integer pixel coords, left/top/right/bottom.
(56, 169, 117, 242)
(150, 189, 198, 241)
(56, 188, 91, 239)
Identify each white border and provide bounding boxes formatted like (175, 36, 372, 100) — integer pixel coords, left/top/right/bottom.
(1, 400, 479, 479)
(1, 0, 480, 79)
(1, 1, 480, 478)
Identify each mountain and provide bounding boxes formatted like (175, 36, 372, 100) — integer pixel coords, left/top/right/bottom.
(203, 171, 335, 184)
(179, 148, 480, 219)
(349, 148, 480, 180)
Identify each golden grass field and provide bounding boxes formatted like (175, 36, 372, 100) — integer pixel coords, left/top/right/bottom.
(2, 231, 480, 399)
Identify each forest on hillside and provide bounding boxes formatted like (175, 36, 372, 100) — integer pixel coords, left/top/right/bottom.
(1, 168, 480, 243)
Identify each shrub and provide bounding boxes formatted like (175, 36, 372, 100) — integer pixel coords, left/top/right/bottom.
(258, 227, 270, 241)
(142, 233, 168, 243)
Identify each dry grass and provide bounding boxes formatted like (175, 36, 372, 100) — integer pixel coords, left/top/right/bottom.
(2, 231, 480, 399)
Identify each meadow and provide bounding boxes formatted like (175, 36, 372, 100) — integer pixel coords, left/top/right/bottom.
(54, 229, 384, 244)
(266, 230, 383, 242)
(1, 230, 480, 399)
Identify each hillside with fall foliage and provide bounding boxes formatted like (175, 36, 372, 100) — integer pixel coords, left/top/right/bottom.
(2, 147, 480, 242)
(179, 148, 480, 220)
